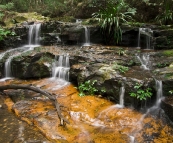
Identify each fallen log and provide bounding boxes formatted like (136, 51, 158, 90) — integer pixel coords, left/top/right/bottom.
(0, 84, 69, 125)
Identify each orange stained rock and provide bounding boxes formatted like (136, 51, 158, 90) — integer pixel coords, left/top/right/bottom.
(2, 78, 173, 143)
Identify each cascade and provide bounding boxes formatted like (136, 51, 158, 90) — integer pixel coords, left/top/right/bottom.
(155, 79, 163, 106)
(28, 23, 41, 47)
(5, 58, 12, 78)
(115, 83, 125, 108)
(136, 53, 150, 70)
(119, 84, 125, 107)
(82, 26, 91, 46)
(131, 79, 163, 141)
(52, 54, 70, 81)
(3, 23, 41, 79)
(138, 28, 153, 49)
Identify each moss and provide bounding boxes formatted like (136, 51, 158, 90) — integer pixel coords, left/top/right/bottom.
(162, 50, 173, 57)
(51, 16, 75, 22)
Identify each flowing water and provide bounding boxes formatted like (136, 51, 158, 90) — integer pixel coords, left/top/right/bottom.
(115, 83, 125, 108)
(0, 95, 50, 143)
(52, 54, 70, 81)
(2, 23, 41, 79)
(82, 26, 91, 46)
(136, 53, 151, 70)
(28, 23, 41, 46)
(138, 28, 153, 49)
(1, 78, 172, 143)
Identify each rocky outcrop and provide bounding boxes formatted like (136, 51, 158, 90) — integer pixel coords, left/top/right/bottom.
(161, 96, 173, 122)
(11, 52, 54, 79)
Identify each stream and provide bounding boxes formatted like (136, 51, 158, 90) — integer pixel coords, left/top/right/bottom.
(0, 23, 173, 142)
(0, 78, 172, 143)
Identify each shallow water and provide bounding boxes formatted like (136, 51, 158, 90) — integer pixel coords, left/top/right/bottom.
(0, 95, 50, 143)
(0, 78, 172, 143)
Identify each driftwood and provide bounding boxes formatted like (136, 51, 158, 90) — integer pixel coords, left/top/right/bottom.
(0, 84, 69, 125)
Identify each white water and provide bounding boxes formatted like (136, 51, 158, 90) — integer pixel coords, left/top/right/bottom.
(136, 53, 150, 70)
(52, 54, 70, 81)
(28, 23, 41, 46)
(138, 28, 153, 49)
(82, 26, 91, 46)
(2, 23, 41, 79)
(115, 84, 125, 108)
(155, 79, 163, 106)
(131, 79, 163, 141)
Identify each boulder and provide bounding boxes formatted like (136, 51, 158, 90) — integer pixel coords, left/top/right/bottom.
(11, 52, 54, 79)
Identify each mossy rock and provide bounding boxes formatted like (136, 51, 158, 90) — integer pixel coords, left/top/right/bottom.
(14, 16, 27, 23)
(162, 50, 173, 57)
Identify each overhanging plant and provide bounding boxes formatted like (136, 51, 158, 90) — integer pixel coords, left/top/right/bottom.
(92, 0, 136, 44)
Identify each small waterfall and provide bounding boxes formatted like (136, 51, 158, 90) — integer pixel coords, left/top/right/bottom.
(5, 58, 12, 77)
(155, 79, 163, 106)
(138, 28, 153, 49)
(119, 84, 125, 107)
(28, 23, 41, 46)
(52, 54, 70, 81)
(136, 53, 150, 70)
(115, 83, 125, 108)
(83, 26, 91, 46)
(2, 23, 41, 79)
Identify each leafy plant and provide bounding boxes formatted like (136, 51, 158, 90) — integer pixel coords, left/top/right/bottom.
(169, 90, 173, 94)
(78, 80, 98, 96)
(130, 83, 153, 101)
(117, 47, 126, 56)
(92, 0, 136, 44)
(155, 0, 173, 25)
(112, 63, 129, 73)
(0, 27, 15, 41)
(156, 62, 168, 68)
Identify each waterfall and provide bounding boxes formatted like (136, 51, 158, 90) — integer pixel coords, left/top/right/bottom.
(115, 83, 125, 108)
(52, 54, 70, 81)
(3, 23, 41, 79)
(136, 53, 150, 70)
(138, 28, 153, 49)
(5, 58, 12, 78)
(28, 23, 41, 47)
(83, 26, 91, 46)
(155, 79, 163, 106)
(119, 84, 125, 107)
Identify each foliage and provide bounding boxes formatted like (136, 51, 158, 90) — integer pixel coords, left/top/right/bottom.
(0, 27, 15, 41)
(112, 63, 129, 73)
(156, 62, 168, 68)
(169, 90, 173, 95)
(0, 2, 14, 20)
(78, 80, 98, 96)
(92, 0, 136, 44)
(117, 47, 126, 56)
(130, 83, 152, 101)
(155, 0, 173, 25)
(162, 50, 173, 57)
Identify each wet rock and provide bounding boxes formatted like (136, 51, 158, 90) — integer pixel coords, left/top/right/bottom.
(161, 96, 173, 122)
(11, 52, 54, 79)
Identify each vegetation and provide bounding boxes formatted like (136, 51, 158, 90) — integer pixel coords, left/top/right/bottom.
(0, 27, 15, 41)
(112, 63, 129, 73)
(78, 80, 98, 96)
(130, 83, 153, 101)
(117, 47, 126, 56)
(92, 0, 136, 44)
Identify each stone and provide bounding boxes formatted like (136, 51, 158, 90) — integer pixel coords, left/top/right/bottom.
(161, 96, 173, 122)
